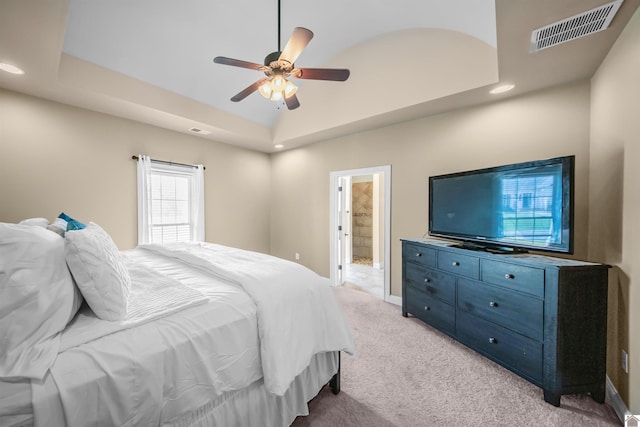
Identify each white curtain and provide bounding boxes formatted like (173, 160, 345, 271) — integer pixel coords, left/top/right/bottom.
(136, 154, 152, 245)
(192, 164, 205, 242)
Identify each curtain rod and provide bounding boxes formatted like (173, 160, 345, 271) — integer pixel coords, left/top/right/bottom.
(131, 155, 205, 170)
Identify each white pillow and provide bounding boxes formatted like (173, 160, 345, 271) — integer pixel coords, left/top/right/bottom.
(18, 217, 49, 228)
(65, 222, 131, 321)
(0, 223, 83, 380)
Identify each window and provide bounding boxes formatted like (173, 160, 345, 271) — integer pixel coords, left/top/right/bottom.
(136, 155, 204, 245)
(499, 168, 560, 245)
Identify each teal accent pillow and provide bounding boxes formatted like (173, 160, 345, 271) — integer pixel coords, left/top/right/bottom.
(58, 212, 86, 231)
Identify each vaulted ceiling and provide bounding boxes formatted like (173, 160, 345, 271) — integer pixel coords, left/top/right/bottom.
(1, 0, 638, 152)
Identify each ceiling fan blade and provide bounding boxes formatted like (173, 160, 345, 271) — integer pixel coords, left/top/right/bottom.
(285, 94, 300, 110)
(214, 56, 263, 71)
(230, 78, 268, 102)
(279, 27, 314, 64)
(294, 68, 350, 81)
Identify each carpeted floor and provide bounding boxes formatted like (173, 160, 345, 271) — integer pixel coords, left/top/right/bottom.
(292, 286, 621, 426)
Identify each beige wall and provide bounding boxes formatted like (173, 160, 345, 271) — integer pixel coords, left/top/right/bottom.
(0, 88, 271, 253)
(589, 7, 640, 412)
(270, 81, 592, 297)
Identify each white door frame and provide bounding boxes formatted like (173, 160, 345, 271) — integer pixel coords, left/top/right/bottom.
(330, 165, 398, 305)
(335, 175, 349, 286)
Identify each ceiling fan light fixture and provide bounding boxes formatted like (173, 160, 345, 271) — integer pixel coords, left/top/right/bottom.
(258, 76, 298, 101)
(272, 76, 286, 92)
(284, 80, 298, 98)
(259, 82, 273, 99)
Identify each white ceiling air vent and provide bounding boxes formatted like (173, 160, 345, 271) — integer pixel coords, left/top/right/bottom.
(188, 127, 210, 135)
(530, 0, 623, 52)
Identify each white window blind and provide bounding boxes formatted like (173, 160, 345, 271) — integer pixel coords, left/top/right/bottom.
(136, 155, 205, 245)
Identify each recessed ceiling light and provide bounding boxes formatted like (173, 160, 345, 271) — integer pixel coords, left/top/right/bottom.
(274, 144, 284, 149)
(490, 84, 515, 94)
(0, 63, 25, 75)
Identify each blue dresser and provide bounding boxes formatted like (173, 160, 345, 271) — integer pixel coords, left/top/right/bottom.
(401, 238, 609, 406)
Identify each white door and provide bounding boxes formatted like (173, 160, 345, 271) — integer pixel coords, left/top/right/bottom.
(336, 176, 350, 285)
(329, 166, 398, 306)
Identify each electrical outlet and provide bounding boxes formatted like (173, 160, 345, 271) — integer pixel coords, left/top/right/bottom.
(622, 349, 629, 373)
(295, 253, 300, 260)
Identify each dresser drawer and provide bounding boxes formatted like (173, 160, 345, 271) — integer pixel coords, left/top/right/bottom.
(406, 285, 455, 335)
(437, 250, 479, 279)
(457, 278, 543, 340)
(481, 259, 544, 298)
(405, 263, 456, 304)
(403, 242, 436, 268)
(457, 310, 542, 383)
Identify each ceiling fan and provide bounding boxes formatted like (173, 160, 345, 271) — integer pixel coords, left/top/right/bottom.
(213, 0, 350, 110)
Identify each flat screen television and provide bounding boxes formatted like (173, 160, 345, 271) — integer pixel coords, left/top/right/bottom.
(428, 155, 575, 254)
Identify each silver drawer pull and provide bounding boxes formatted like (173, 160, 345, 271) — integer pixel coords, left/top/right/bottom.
(505, 273, 515, 279)
(452, 261, 460, 266)
(424, 278, 431, 283)
(488, 337, 497, 344)
(416, 253, 422, 257)
(489, 301, 498, 307)
(424, 306, 431, 311)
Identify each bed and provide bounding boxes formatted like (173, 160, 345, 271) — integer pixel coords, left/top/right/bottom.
(0, 219, 355, 426)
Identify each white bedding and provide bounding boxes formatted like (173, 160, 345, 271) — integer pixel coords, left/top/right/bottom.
(28, 243, 354, 426)
(58, 260, 209, 352)
(0, 379, 31, 427)
(32, 248, 261, 426)
(142, 242, 356, 395)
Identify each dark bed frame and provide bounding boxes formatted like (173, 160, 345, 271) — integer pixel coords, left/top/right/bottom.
(328, 352, 341, 394)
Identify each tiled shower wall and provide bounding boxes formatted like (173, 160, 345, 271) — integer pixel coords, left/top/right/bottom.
(352, 181, 373, 260)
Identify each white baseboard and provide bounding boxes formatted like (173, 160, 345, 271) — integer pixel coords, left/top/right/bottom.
(606, 375, 631, 423)
(386, 294, 402, 306)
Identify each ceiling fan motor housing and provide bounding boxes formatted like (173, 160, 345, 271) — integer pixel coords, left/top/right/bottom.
(264, 51, 284, 66)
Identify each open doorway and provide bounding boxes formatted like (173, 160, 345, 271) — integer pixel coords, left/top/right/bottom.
(330, 165, 394, 303)
(345, 174, 383, 297)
